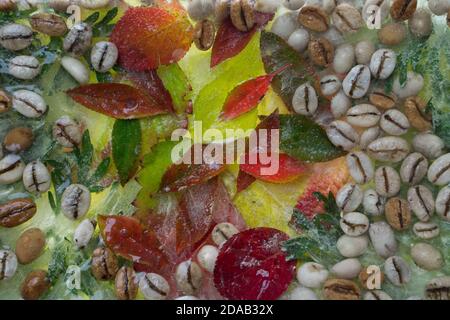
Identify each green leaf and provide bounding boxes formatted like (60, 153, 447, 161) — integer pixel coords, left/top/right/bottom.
(112, 119, 142, 185)
(92, 7, 118, 37)
(47, 240, 70, 285)
(88, 157, 111, 186)
(48, 192, 57, 214)
(74, 131, 94, 184)
(96, 180, 142, 216)
(157, 63, 192, 114)
(313, 191, 340, 215)
(279, 114, 346, 162)
(84, 12, 100, 25)
(96, 71, 113, 83)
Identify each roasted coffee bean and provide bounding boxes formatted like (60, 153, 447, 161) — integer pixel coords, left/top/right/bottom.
(393, 71, 424, 99)
(333, 43, 355, 74)
(193, 20, 215, 51)
(435, 186, 450, 221)
(3, 127, 34, 153)
(287, 28, 310, 52)
(404, 96, 432, 132)
(197, 245, 219, 273)
(0, 23, 33, 51)
(409, 9, 432, 38)
(326, 120, 360, 151)
(308, 37, 334, 67)
(15, 228, 45, 265)
(340, 212, 369, 236)
(9, 55, 41, 80)
(0, 249, 17, 280)
(271, 11, 299, 40)
(400, 152, 428, 185)
(230, 0, 254, 32)
(330, 90, 351, 119)
(139, 272, 170, 300)
(0, 198, 36, 228)
(115, 266, 138, 300)
(292, 83, 318, 116)
(0, 0, 16, 11)
(369, 90, 397, 110)
(337, 235, 368, 258)
(413, 221, 440, 239)
(53, 115, 83, 148)
(367, 136, 410, 162)
(384, 256, 411, 286)
(346, 104, 380, 128)
(425, 276, 450, 300)
(363, 290, 392, 300)
(20, 270, 50, 300)
(346, 151, 374, 184)
(375, 166, 401, 197)
(380, 109, 410, 136)
(78, 0, 110, 9)
(331, 258, 362, 280)
(29, 12, 67, 36)
(73, 219, 96, 249)
(63, 22, 92, 56)
(359, 266, 385, 290)
(360, 126, 382, 151)
(369, 49, 396, 80)
(296, 262, 329, 288)
(283, 0, 304, 10)
(61, 184, 91, 220)
(428, 0, 450, 15)
(0, 154, 25, 185)
(61, 56, 89, 84)
(411, 243, 443, 271)
(342, 65, 371, 99)
(355, 40, 375, 65)
(0, 89, 10, 113)
(390, 0, 417, 21)
(298, 5, 329, 32)
(378, 22, 407, 45)
(90, 41, 118, 72)
(369, 221, 397, 258)
(212, 222, 239, 246)
(332, 3, 363, 33)
(336, 183, 363, 212)
(407, 185, 434, 222)
(22, 160, 51, 194)
(12, 90, 47, 118)
(428, 153, 450, 186)
(385, 197, 411, 231)
(320, 74, 341, 96)
(91, 247, 119, 280)
(188, 0, 215, 21)
(175, 260, 203, 295)
(323, 278, 361, 300)
(363, 189, 385, 216)
(412, 133, 445, 159)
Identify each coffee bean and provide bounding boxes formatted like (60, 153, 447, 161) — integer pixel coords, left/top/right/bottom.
(390, 0, 417, 21)
(332, 3, 363, 33)
(90, 41, 118, 73)
(193, 20, 215, 51)
(308, 37, 334, 67)
(323, 278, 361, 300)
(393, 70, 424, 99)
(8, 55, 41, 80)
(369, 90, 397, 110)
(3, 126, 34, 153)
(384, 256, 411, 286)
(22, 160, 51, 194)
(435, 186, 450, 221)
(29, 12, 67, 36)
(331, 258, 362, 280)
(367, 136, 410, 162)
(271, 11, 299, 40)
(428, 0, 450, 15)
(320, 74, 341, 96)
(404, 96, 432, 132)
(337, 235, 368, 258)
(254, 0, 281, 13)
(73, 218, 96, 249)
(91, 247, 119, 280)
(330, 90, 351, 119)
(283, 0, 304, 10)
(400, 152, 428, 185)
(0, 89, 10, 113)
(63, 22, 92, 56)
(0, 198, 36, 228)
(0, 154, 25, 185)
(346, 151, 374, 184)
(407, 185, 435, 222)
(411, 243, 443, 271)
(15, 228, 45, 265)
(362, 0, 390, 25)
(139, 272, 170, 300)
(340, 212, 369, 236)
(355, 40, 375, 65)
(426, 276, 450, 300)
(115, 266, 138, 300)
(342, 65, 371, 99)
(296, 262, 329, 288)
(298, 5, 329, 32)
(292, 83, 318, 116)
(48, 0, 72, 11)
(20, 270, 50, 300)
(61, 56, 89, 84)
(375, 166, 401, 197)
(360, 126, 382, 151)
(0, 0, 16, 11)
(0, 249, 17, 280)
(378, 22, 407, 45)
(287, 28, 310, 52)
(0, 23, 33, 51)
(333, 43, 355, 74)
(175, 260, 203, 295)
(369, 221, 397, 258)
(380, 109, 410, 136)
(363, 290, 392, 300)
(78, 0, 110, 9)
(61, 184, 91, 220)
(370, 49, 396, 80)
(326, 120, 360, 151)
(286, 286, 318, 300)
(428, 153, 450, 186)
(230, 0, 254, 32)
(412, 133, 445, 160)
(409, 9, 432, 38)
(359, 266, 385, 290)
(53, 115, 83, 148)
(346, 104, 381, 128)
(336, 183, 363, 212)
(212, 222, 239, 246)
(413, 221, 440, 239)
(385, 197, 411, 231)
(321, 26, 344, 46)
(363, 189, 385, 216)
(12, 90, 47, 118)
(197, 245, 218, 273)
(188, 0, 215, 21)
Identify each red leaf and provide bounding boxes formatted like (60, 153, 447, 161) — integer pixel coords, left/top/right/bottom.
(66, 83, 170, 119)
(220, 64, 291, 120)
(236, 170, 256, 192)
(213, 227, 295, 300)
(211, 13, 273, 68)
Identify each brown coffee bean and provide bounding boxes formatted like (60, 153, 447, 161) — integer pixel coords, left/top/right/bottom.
(426, 276, 450, 300)
(30, 13, 68, 37)
(20, 270, 50, 300)
(3, 127, 34, 153)
(0, 198, 36, 228)
(369, 90, 397, 110)
(390, 0, 417, 21)
(308, 37, 334, 67)
(298, 5, 329, 32)
(115, 266, 138, 300)
(323, 278, 361, 300)
(332, 3, 363, 33)
(359, 267, 385, 290)
(0, 0, 16, 11)
(385, 197, 411, 231)
(230, 0, 254, 32)
(194, 19, 215, 51)
(15, 228, 45, 264)
(0, 89, 10, 113)
(378, 22, 407, 45)
(91, 247, 119, 280)
(404, 96, 432, 132)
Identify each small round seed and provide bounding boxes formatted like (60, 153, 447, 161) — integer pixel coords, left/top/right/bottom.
(346, 151, 374, 184)
(230, 0, 254, 32)
(287, 28, 310, 52)
(91, 247, 119, 280)
(61, 184, 91, 220)
(331, 258, 362, 280)
(342, 65, 371, 99)
(384, 256, 411, 286)
(20, 270, 50, 300)
(409, 8, 432, 38)
(369, 49, 397, 80)
(378, 22, 407, 45)
(12, 90, 47, 118)
(63, 22, 92, 56)
(435, 186, 450, 221)
(380, 109, 410, 136)
(139, 273, 170, 300)
(0, 198, 36, 228)
(384, 197, 412, 231)
(320, 74, 341, 96)
(340, 212, 369, 236)
(390, 0, 417, 21)
(175, 260, 203, 295)
(90, 41, 118, 73)
(413, 221, 440, 239)
(308, 37, 334, 67)
(360, 126, 382, 151)
(354, 40, 375, 65)
(0, 249, 17, 280)
(410, 243, 443, 271)
(22, 160, 51, 193)
(346, 104, 381, 128)
(336, 183, 363, 213)
(292, 83, 318, 116)
(369, 90, 397, 110)
(0, 23, 33, 51)
(330, 90, 351, 119)
(296, 262, 329, 288)
(367, 136, 410, 163)
(363, 290, 392, 300)
(53, 115, 83, 148)
(333, 43, 355, 74)
(211, 222, 239, 246)
(400, 152, 428, 185)
(392, 71, 424, 99)
(412, 132, 445, 160)
(375, 166, 401, 197)
(425, 276, 450, 300)
(196, 244, 218, 273)
(326, 120, 360, 151)
(404, 96, 432, 132)
(363, 189, 385, 216)
(115, 266, 138, 300)
(73, 219, 96, 249)
(298, 5, 329, 32)
(15, 228, 45, 265)
(332, 3, 363, 34)
(29, 12, 68, 36)
(0, 154, 25, 185)
(61, 56, 89, 84)
(3, 127, 34, 153)
(428, 153, 450, 186)
(9, 55, 41, 80)
(369, 221, 397, 258)
(407, 185, 435, 222)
